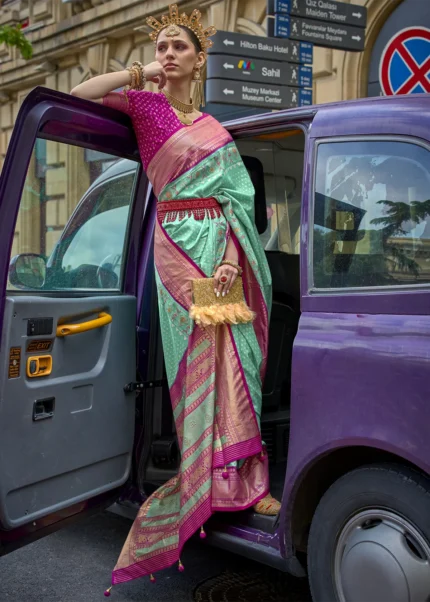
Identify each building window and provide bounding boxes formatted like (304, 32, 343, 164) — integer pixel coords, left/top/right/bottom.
(313, 139, 430, 289)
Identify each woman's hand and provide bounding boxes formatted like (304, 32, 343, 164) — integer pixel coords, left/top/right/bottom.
(213, 264, 239, 297)
(144, 61, 168, 90)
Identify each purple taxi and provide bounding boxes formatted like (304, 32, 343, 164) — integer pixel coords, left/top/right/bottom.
(0, 87, 430, 602)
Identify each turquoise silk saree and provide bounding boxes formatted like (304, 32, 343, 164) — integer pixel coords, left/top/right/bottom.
(102, 90, 272, 585)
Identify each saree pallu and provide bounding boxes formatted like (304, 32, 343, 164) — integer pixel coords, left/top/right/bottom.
(111, 100, 272, 586)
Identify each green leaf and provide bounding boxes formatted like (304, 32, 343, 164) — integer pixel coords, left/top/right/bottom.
(0, 24, 33, 60)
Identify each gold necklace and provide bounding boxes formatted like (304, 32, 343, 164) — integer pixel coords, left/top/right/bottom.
(162, 89, 195, 126)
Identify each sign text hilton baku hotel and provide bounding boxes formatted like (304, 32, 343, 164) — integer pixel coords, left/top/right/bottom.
(207, 31, 313, 65)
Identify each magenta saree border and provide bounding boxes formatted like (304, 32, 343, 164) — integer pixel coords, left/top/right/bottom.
(112, 496, 212, 584)
(148, 115, 232, 198)
(213, 437, 262, 468)
(229, 229, 269, 380)
(211, 486, 269, 512)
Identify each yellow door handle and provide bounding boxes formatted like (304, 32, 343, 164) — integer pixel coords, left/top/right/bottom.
(56, 312, 112, 337)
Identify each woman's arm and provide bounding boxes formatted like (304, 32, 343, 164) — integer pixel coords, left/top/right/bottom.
(70, 62, 168, 104)
(70, 71, 131, 103)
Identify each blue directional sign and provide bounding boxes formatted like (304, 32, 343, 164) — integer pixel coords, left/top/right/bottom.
(297, 41, 313, 64)
(273, 13, 365, 51)
(299, 88, 313, 105)
(267, 0, 367, 29)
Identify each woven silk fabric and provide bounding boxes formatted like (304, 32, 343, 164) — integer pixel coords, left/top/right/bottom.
(103, 90, 272, 586)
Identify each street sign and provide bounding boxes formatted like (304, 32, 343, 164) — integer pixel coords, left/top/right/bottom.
(206, 79, 312, 110)
(207, 30, 313, 64)
(267, 0, 367, 29)
(379, 26, 430, 95)
(271, 13, 365, 51)
(207, 55, 312, 87)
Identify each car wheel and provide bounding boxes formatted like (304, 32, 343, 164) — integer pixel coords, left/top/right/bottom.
(307, 464, 430, 602)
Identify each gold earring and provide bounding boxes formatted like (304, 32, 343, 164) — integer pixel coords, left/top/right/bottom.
(193, 66, 201, 81)
(192, 65, 205, 108)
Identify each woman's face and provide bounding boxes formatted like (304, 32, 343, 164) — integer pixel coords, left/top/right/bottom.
(155, 28, 205, 81)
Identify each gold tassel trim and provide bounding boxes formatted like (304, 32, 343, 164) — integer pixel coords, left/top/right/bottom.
(189, 301, 256, 327)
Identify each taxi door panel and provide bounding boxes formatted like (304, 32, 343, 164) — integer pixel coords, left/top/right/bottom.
(0, 295, 135, 527)
(0, 87, 146, 529)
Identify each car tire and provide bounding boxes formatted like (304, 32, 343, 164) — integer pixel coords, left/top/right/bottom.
(307, 464, 430, 602)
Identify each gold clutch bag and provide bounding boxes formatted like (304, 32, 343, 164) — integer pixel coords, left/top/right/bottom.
(189, 276, 256, 327)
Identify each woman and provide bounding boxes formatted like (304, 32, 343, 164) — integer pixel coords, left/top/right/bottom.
(71, 4, 280, 592)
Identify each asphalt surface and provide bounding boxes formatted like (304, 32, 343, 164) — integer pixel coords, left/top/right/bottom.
(0, 511, 311, 602)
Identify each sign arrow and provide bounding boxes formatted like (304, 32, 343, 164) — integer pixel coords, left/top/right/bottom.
(270, 0, 367, 31)
(207, 80, 313, 110)
(223, 39, 234, 46)
(223, 63, 234, 69)
(274, 15, 365, 51)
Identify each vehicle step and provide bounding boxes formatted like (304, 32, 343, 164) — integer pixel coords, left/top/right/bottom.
(211, 510, 279, 533)
(203, 529, 305, 577)
(107, 500, 139, 521)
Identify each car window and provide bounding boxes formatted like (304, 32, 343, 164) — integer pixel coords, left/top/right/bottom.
(52, 173, 136, 289)
(7, 136, 139, 292)
(236, 130, 305, 253)
(313, 139, 430, 289)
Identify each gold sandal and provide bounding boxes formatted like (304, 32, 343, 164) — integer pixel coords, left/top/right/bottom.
(253, 494, 281, 516)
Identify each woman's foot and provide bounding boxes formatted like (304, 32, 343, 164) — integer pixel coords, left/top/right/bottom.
(253, 494, 281, 516)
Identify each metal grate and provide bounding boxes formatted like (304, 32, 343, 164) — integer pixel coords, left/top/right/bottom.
(193, 568, 311, 602)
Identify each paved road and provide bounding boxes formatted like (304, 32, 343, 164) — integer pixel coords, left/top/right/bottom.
(0, 512, 311, 602)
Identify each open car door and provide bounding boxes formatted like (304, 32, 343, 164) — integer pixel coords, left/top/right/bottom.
(0, 87, 147, 542)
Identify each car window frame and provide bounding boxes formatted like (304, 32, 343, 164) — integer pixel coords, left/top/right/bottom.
(309, 134, 430, 296)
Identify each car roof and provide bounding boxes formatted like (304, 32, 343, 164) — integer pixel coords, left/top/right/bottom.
(223, 92, 430, 133)
(87, 158, 138, 191)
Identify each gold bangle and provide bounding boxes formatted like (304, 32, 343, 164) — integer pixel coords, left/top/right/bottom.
(125, 64, 145, 91)
(125, 66, 137, 91)
(220, 260, 243, 275)
(130, 61, 146, 90)
(130, 62, 142, 89)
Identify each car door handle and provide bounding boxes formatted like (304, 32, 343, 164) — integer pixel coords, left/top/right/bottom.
(56, 312, 112, 337)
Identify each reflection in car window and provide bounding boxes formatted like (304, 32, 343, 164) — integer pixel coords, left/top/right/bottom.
(8, 138, 139, 292)
(49, 172, 136, 290)
(313, 140, 430, 289)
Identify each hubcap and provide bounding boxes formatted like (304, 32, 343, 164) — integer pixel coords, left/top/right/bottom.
(334, 509, 430, 602)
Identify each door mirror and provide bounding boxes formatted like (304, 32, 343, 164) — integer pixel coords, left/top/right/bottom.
(9, 254, 46, 289)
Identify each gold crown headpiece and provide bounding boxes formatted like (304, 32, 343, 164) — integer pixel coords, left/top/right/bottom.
(146, 4, 217, 55)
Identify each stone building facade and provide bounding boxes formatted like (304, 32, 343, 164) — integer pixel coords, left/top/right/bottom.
(0, 0, 404, 258)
